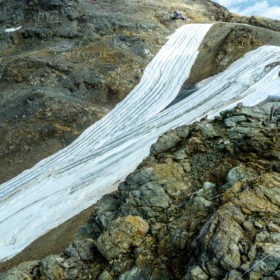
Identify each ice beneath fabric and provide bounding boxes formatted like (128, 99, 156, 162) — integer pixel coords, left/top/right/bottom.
(0, 23, 280, 261)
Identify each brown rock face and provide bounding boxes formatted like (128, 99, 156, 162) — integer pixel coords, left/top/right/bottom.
(2, 101, 279, 279)
(1, 0, 280, 278)
(96, 215, 149, 260)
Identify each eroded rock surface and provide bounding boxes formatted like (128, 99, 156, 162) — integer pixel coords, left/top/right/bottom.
(2, 101, 279, 279)
(1, 0, 280, 184)
(1, 0, 280, 279)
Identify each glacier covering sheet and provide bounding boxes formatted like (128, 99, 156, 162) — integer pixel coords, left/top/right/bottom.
(0, 23, 280, 261)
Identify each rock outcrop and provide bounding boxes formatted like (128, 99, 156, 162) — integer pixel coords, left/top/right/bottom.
(1, 1, 280, 279)
(2, 101, 279, 279)
(1, 0, 279, 184)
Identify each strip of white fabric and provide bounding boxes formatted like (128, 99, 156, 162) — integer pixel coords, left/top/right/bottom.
(1, 23, 280, 262)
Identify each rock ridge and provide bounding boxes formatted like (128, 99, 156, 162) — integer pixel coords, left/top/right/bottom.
(1, 101, 279, 279)
(0, 0, 280, 184)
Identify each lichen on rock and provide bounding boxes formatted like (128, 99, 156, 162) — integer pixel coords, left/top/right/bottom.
(2, 101, 279, 279)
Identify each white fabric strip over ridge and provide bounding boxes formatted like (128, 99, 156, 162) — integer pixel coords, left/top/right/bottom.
(0, 23, 280, 262)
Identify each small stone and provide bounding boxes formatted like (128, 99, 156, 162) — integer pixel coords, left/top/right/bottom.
(268, 223, 280, 233)
(150, 130, 181, 155)
(225, 270, 242, 280)
(226, 166, 258, 184)
(200, 123, 219, 138)
(125, 167, 155, 187)
(240, 262, 251, 272)
(128, 182, 170, 209)
(175, 126, 189, 138)
(255, 231, 269, 242)
(254, 221, 263, 229)
(66, 238, 95, 261)
(248, 244, 257, 261)
(224, 115, 247, 128)
(181, 159, 191, 173)
(197, 182, 217, 199)
(40, 255, 65, 280)
(186, 266, 208, 280)
(249, 271, 264, 280)
(242, 208, 251, 215)
(193, 197, 213, 209)
(203, 181, 216, 190)
(174, 149, 187, 160)
(243, 221, 255, 236)
(98, 270, 113, 280)
(269, 233, 280, 243)
(60, 258, 76, 270)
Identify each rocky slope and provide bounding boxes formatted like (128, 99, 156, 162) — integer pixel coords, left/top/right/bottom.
(0, 0, 228, 183)
(1, 0, 280, 279)
(1, 101, 279, 280)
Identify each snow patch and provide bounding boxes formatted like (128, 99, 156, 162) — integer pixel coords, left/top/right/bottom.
(5, 26, 22, 33)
